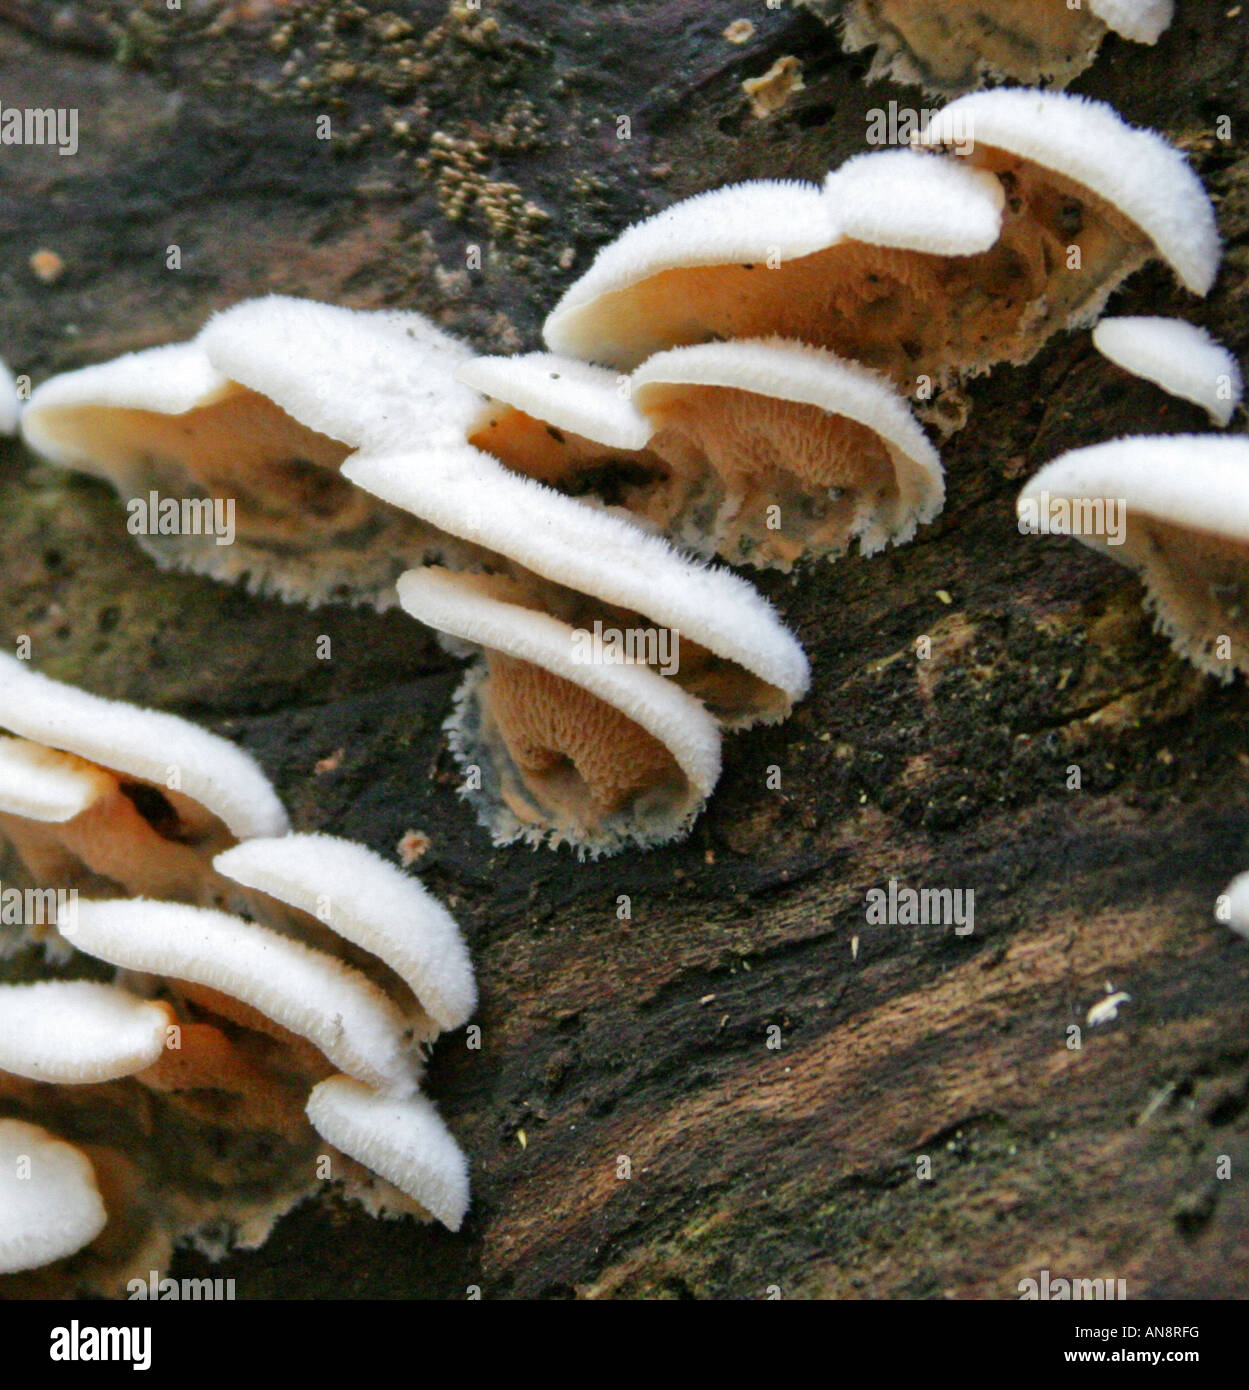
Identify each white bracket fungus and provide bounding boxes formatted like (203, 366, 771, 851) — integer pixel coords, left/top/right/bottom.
(824, 148, 1004, 258)
(542, 179, 833, 365)
(398, 567, 723, 855)
(306, 1075, 470, 1233)
(1219, 871, 1249, 940)
(0, 653, 285, 841)
(0, 737, 114, 824)
(915, 90, 1219, 377)
(1092, 317, 1244, 427)
(0, 981, 172, 1084)
(0, 654, 285, 912)
(0, 818, 478, 1280)
(630, 337, 945, 569)
(69, 898, 421, 1096)
(1017, 436, 1249, 680)
(543, 158, 1004, 384)
(21, 297, 483, 609)
(214, 833, 477, 1035)
(457, 336, 945, 572)
(457, 351, 654, 477)
(1089, 0, 1174, 46)
(343, 447, 809, 727)
(0, 1119, 106, 1275)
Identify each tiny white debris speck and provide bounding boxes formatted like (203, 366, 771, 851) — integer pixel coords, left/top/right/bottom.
(1087, 991, 1131, 1027)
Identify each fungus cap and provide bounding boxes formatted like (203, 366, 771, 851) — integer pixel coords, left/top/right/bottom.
(306, 1075, 470, 1232)
(916, 89, 1220, 295)
(631, 336, 944, 561)
(456, 353, 652, 452)
(0, 981, 172, 1083)
(1091, 317, 1243, 427)
(398, 568, 722, 854)
(197, 295, 480, 454)
(20, 342, 231, 469)
(21, 297, 481, 609)
(543, 179, 831, 361)
(69, 898, 419, 1095)
(214, 834, 477, 1033)
(0, 654, 287, 840)
(823, 149, 1004, 256)
(0, 1119, 106, 1274)
(343, 448, 810, 717)
(832, 0, 1172, 94)
(1017, 435, 1249, 679)
(0, 737, 113, 823)
(1220, 869, 1249, 939)
(399, 567, 722, 800)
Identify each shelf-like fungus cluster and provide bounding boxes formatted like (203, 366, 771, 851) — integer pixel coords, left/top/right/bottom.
(24, 296, 810, 856)
(0, 662, 475, 1292)
(18, 86, 1236, 858)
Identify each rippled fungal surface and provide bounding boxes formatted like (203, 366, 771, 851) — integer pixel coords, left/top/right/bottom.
(1017, 435, 1249, 680)
(803, 0, 1173, 94)
(397, 566, 723, 854)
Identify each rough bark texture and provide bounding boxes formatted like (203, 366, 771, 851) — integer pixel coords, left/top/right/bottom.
(1, 0, 1248, 1299)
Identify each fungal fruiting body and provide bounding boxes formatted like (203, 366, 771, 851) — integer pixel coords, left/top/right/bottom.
(213, 832, 478, 1037)
(1219, 871, 1249, 940)
(0, 653, 287, 929)
(1, 878, 473, 1290)
(543, 154, 1005, 385)
(629, 339, 944, 568)
(1092, 317, 1244, 427)
(0, 981, 172, 1084)
(26, 92, 1218, 858)
(343, 445, 809, 725)
(457, 351, 655, 490)
(1017, 436, 1249, 680)
(69, 899, 421, 1096)
(459, 338, 945, 571)
(21, 297, 483, 609)
(305, 1076, 469, 1234)
(0, 1119, 106, 1275)
(344, 426, 810, 851)
(544, 102, 1216, 396)
(397, 566, 722, 854)
(914, 90, 1219, 375)
(25, 295, 814, 853)
(811, 0, 1172, 94)
(0, 668, 476, 1291)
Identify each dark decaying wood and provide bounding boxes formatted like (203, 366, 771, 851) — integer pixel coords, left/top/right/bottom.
(1, 0, 1248, 1298)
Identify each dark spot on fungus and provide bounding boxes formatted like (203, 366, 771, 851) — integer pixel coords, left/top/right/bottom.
(1059, 198, 1084, 236)
(117, 781, 186, 842)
